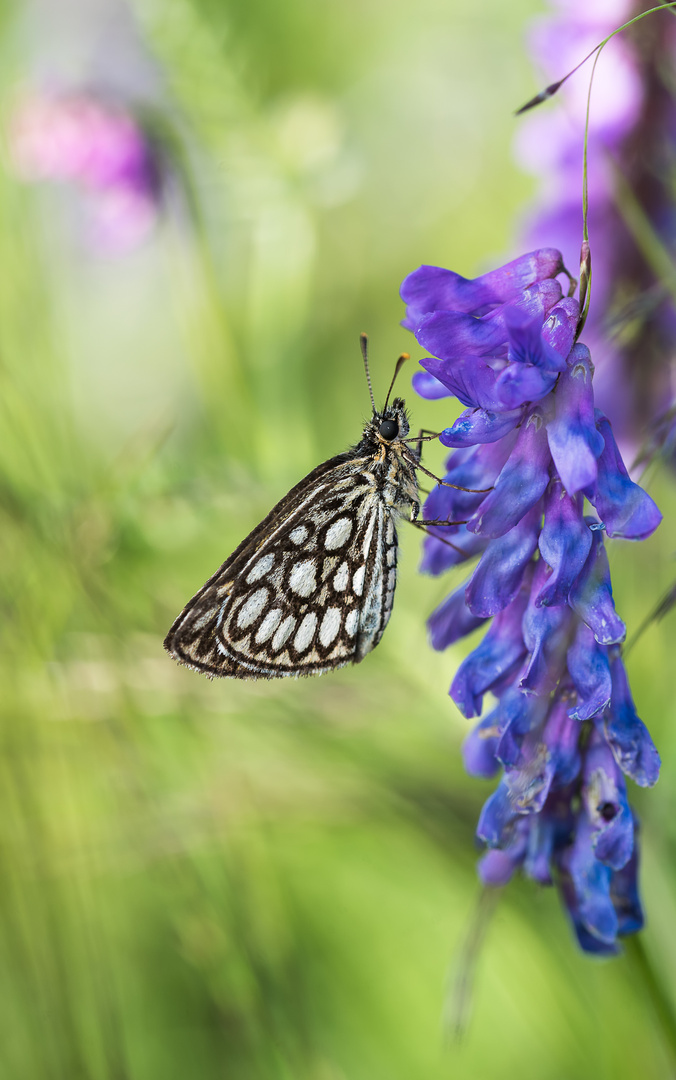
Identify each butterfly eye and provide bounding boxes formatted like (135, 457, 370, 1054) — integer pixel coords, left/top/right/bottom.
(379, 419, 398, 440)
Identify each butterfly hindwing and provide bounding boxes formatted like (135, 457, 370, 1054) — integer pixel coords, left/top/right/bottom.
(164, 453, 400, 679)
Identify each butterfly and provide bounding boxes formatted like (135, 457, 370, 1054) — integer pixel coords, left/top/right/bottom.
(164, 336, 476, 679)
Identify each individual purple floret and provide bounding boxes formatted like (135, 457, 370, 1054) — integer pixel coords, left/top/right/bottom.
(515, 0, 676, 461)
(9, 90, 162, 252)
(401, 247, 661, 954)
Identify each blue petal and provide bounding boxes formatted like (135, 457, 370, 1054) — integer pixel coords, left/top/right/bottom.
(524, 815, 556, 885)
(560, 812, 618, 945)
(450, 580, 530, 718)
(505, 741, 554, 814)
(445, 436, 519, 491)
(477, 780, 515, 845)
(467, 411, 551, 538)
(542, 699, 581, 787)
(537, 482, 591, 607)
(547, 344, 605, 494)
(521, 559, 573, 694)
(586, 413, 662, 539)
(566, 623, 612, 721)
(419, 524, 487, 575)
(582, 734, 634, 871)
(419, 355, 507, 411)
(400, 249, 564, 325)
(604, 657, 661, 787)
(428, 581, 487, 650)
(504, 305, 567, 371)
(478, 819, 530, 885)
(541, 297, 579, 364)
(494, 361, 558, 409)
(411, 370, 452, 400)
(496, 688, 546, 767)
(478, 849, 522, 886)
(463, 707, 502, 779)
(439, 406, 524, 448)
(571, 922, 620, 956)
(416, 311, 506, 359)
(568, 527, 626, 645)
(610, 830, 644, 936)
(500, 697, 582, 815)
(465, 503, 541, 617)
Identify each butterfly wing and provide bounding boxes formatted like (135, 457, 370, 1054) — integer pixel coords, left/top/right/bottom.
(164, 453, 400, 679)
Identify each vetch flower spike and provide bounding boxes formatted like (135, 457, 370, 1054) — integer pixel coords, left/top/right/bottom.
(403, 246, 662, 955)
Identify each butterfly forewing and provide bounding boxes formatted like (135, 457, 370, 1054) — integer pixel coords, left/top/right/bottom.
(165, 454, 401, 678)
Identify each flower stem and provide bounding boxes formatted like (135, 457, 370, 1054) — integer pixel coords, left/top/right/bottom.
(625, 934, 676, 1068)
(442, 886, 502, 1042)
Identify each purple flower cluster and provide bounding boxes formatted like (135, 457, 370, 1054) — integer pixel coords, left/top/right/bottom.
(401, 248, 662, 954)
(515, 0, 676, 459)
(9, 90, 162, 253)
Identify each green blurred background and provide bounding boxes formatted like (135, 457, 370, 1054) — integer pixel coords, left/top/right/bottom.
(2, 0, 676, 1076)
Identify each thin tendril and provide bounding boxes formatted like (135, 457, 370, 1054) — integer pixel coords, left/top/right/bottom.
(577, 5, 676, 333)
(581, 53, 599, 245)
(575, 46, 602, 335)
(516, 3, 676, 115)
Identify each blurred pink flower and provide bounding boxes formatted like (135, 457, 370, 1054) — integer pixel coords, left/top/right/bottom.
(9, 90, 161, 252)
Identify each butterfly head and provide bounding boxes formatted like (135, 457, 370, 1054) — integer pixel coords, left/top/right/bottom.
(360, 397, 410, 449)
(358, 336, 412, 451)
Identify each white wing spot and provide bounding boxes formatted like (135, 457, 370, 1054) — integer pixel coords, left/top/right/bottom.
(362, 509, 377, 557)
(294, 613, 317, 652)
(324, 517, 353, 550)
(352, 566, 365, 597)
(255, 608, 283, 644)
(272, 615, 296, 651)
(289, 525, 309, 545)
(386, 518, 395, 545)
(237, 588, 269, 629)
(192, 606, 218, 631)
(319, 607, 341, 647)
(388, 568, 396, 590)
(333, 561, 349, 592)
(386, 546, 396, 567)
(246, 553, 275, 583)
(289, 559, 318, 597)
(345, 610, 359, 637)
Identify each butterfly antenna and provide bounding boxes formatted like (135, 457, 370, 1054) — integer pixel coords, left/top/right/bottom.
(360, 332, 377, 415)
(383, 352, 410, 410)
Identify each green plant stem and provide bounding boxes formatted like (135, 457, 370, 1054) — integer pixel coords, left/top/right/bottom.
(625, 934, 676, 1069)
(442, 886, 502, 1043)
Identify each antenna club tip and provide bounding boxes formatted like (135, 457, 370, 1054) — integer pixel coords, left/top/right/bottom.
(399, 352, 410, 361)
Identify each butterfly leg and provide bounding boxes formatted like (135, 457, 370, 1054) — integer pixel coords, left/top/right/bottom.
(410, 502, 468, 528)
(414, 518, 470, 526)
(409, 518, 471, 556)
(414, 428, 440, 462)
(414, 459, 493, 494)
(401, 445, 492, 494)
